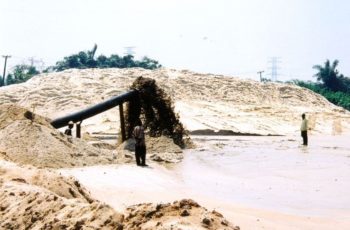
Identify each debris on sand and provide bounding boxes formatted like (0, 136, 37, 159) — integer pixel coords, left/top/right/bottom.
(123, 199, 240, 229)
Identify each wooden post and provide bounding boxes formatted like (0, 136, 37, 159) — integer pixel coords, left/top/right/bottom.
(119, 103, 126, 142)
(76, 121, 81, 138)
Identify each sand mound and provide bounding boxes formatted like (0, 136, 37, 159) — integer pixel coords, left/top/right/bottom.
(123, 199, 240, 229)
(0, 104, 117, 168)
(0, 160, 93, 202)
(1, 68, 350, 135)
(1, 161, 239, 229)
(0, 160, 124, 229)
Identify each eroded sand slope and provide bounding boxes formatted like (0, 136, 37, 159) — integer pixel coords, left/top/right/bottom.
(0, 68, 349, 135)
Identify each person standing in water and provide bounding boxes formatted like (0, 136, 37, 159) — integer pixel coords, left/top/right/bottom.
(133, 120, 147, 166)
(300, 113, 308, 146)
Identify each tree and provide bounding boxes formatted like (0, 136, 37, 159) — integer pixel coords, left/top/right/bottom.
(53, 44, 98, 71)
(136, 57, 162, 70)
(50, 44, 162, 72)
(107, 54, 122, 67)
(313, 59, 349, 92)
(6, 64, 40, 85)
(96, 55, 109, 68)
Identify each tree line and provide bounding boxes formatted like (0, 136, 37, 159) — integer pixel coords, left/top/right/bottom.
(0, 44, 161, 86)
(293, 59, 350, 111)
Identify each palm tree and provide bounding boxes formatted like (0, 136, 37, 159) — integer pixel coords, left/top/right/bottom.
(313, 59, 343, 91)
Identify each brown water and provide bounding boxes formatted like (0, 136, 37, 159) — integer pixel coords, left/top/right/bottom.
(179, 135, 350, 217)
(60, 135, 350, 228)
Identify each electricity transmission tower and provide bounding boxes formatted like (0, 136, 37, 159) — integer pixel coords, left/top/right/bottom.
(124, 46, 136, 56)
(268, 57, 281, 82)
(28, 57, 45, 71)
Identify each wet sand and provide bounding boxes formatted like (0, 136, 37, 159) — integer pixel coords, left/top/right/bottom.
(60, 135, 350, 229)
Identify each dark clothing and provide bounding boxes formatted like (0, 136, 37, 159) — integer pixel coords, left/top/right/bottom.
(133, 125, 146, 166)
(135, 145, 146, 166)
(64, 128, 72, 136)
(301, 131, 308, 145)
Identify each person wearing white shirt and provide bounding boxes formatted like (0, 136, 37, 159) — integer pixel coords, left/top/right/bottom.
(300, 113, 308, 146)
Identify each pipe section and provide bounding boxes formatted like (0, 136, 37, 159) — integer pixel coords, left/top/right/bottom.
(51, 90, 138, 128)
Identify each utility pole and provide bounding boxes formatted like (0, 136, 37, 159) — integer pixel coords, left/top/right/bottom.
(257, 70, 264, 82)
(2, 55, 11, 86)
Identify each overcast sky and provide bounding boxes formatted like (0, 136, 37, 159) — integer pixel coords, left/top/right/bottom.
(1, 0, 349, 81)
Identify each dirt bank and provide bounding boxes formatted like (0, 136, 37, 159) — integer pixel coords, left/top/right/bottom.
(0, 104, 117, 168)
(1, 68, 349, 135)
(0, 160, 124, 229)
(0, 160, 239, 229)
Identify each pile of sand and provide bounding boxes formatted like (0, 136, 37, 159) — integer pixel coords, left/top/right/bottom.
(0, 104, 186, 167)
(0, 160, 124, 229)
(123, 199, 240, 229)
(0, 67, 349, 135)
(0, 104, 117, 168)
(0, 160, 238, 229)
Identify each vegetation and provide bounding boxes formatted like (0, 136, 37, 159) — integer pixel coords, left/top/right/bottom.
(50, 44, 161, 72)
(293, 80, 350, 110)
(6, 65, 40, 85)
(312, 59, 350, 93)
(294, 59, 350, 111)
(1, 44, 162, 87)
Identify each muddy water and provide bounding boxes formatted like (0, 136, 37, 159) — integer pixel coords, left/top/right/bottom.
(60, 135, 350, 223)
(179, 135, 350, 217)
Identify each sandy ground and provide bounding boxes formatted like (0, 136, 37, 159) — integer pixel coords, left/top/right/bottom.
(1, 68, 350, 136)
(1, 68, 350, 229)
(60, 135, 350, 230)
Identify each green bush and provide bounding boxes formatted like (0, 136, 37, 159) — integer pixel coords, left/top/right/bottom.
(294, 80, 350, 111)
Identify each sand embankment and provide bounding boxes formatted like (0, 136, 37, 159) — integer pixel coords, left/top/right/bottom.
(0, 160, 239, 229)
(0, 104, 117, 168)
(0, 68, 349, 135)
(0, 104, 184, 167)
(0, 160, 124, 229)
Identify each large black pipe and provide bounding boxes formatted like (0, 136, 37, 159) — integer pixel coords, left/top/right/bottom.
(51, 90, 138, 128)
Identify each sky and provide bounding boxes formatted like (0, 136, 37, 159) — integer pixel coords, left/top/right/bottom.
(0, 0, 350, 81)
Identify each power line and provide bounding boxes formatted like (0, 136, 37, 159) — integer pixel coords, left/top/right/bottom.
(2, 55, 11, 86)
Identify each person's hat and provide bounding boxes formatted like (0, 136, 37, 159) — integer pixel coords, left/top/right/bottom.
(68, 121, 74, 125)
